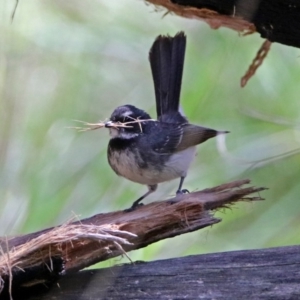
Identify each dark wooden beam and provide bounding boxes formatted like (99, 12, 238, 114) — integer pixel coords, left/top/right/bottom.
(147, 0, 300, 48)
(4, 245, 300, 300)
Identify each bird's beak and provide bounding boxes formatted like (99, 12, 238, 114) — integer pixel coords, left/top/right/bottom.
(105, 121, 114, 128)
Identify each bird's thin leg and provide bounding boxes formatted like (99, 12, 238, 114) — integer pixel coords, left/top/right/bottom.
(127, 184, 157, 211)
(176, 176, 189, 194)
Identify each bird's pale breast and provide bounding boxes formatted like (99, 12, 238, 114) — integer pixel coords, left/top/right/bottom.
(108, 145, 196, 185)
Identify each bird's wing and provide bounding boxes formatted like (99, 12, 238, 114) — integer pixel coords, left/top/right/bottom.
(149, 123, 183, 154)
(175, 124, 220, 152)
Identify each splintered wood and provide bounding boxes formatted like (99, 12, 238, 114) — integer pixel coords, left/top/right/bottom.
(0, 179, 266, 296)
(145, 1, 272, 86)
(241, 40, 272, 87)
(146, 0, 255, 34)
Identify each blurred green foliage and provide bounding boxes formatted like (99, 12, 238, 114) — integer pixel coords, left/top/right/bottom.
(1, 0, 300, 267)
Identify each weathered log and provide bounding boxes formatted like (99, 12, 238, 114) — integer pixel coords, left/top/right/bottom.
(146, 0, 300, 48)
(4, 245, 300, 300)
(0, 179, 266, 298)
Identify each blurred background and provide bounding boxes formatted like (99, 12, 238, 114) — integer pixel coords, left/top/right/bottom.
(1, 0, 300, 268)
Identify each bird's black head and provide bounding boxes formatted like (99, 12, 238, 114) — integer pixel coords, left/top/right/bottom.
(105, 105, 152, 139)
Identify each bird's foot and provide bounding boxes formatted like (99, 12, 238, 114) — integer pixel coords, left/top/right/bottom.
(168, 189, 190, 205)
(124, 202, 144, 213)
(176, 189, 189, 195)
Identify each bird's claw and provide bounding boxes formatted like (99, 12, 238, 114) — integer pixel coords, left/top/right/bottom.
(176, 189, 189, 195)
(124, 202, 144, 213)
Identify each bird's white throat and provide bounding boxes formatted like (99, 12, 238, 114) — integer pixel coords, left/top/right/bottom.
(109, 128, 139, 139)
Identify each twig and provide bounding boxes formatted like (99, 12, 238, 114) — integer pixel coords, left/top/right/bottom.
(11, 0, 19, 22)
(241, 39, 272, 87)
(68, 118, 155, 132)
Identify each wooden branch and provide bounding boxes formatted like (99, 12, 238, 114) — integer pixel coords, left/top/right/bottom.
(146, 0, 300, 48)
(4, 245, 300, 300)
(0, 179, 266, 297)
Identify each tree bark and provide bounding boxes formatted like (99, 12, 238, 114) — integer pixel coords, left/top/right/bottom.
(0, 179, 266, 298)
(146, 0, 300, 48)
(4, 245, 300, 300)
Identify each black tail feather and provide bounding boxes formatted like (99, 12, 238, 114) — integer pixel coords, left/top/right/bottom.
(149, 32, 186, 119)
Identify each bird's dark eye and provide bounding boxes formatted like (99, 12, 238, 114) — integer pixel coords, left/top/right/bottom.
(110, 111, 137, 123)
(123, 116, 132, 122)
(118, 114, 134, 123)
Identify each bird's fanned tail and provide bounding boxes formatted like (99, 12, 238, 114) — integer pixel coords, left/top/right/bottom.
(149, 32, 186, 120)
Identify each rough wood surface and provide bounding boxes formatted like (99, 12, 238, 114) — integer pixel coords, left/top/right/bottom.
(6, 245, 300, 300)
(0, 179, 266, 298)
(146, 0, 300, 48)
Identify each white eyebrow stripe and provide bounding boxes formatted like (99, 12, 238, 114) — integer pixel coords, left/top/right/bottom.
(120, 132, 139, 139)
(121, 110, 133, 117)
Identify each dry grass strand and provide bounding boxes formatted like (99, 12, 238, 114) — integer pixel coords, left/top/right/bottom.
(68, 118, 155, 132)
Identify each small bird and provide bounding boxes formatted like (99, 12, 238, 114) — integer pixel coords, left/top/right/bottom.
(105, 32, 228, 210)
